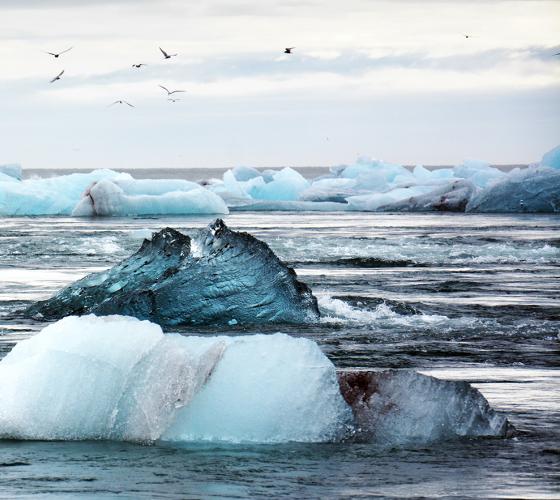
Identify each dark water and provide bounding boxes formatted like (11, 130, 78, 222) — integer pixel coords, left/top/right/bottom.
(0, 213, 559, 498)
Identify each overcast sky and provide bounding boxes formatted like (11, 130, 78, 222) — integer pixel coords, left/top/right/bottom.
(0, 0, 559, 169)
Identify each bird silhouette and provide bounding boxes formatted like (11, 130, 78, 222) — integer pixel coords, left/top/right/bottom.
(132, 63, 147, 68)
(49, 70, 64, 83)
(109, 100, 135, 107)
(46, 47, 73, 58)
(159, 85, 185, 95)
(159, 47, 177, 59)
(284, 47, 295, 54)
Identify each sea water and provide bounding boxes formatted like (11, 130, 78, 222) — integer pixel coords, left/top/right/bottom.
(0, 211, 558, 498)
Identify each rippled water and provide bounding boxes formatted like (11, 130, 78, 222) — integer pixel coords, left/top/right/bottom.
(1, 212, 559, 498)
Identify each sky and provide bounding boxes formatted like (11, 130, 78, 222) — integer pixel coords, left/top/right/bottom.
(0, 0, 559, 170)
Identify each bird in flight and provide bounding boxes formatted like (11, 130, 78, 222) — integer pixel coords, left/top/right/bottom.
(46, 47, 73, 58)
(284, 47, 295, 54)
(132, 63, 147, 68)
(50, 70, 64, 83)
(109, 100, 135, 107)
(159, 85, 185, 95)
(159, 47, 177, 59)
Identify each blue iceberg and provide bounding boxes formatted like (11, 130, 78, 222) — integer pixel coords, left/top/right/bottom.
(25, 219, 319, 326)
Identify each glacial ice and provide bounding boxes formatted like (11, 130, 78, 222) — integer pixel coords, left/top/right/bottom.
(540, 144, 560, 169)
(466, 167, 560, 213)
(0, 164, 22, 181)
(71, 177, 228, 216)
(0, 169, 124, 216)
(3, 143, 559, 214)
(25, 219, 319, 326)
(0, 316, 510, 445)
(0, 315, 351, 443)
(339, 370, 511, 445)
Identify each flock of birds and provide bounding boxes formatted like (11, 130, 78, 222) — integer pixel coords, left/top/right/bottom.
(46, 45, 297, 108)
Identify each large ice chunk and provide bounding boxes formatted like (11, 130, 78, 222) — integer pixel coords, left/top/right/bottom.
(540, 144, 560, 169)
(0, 169, 125, 216)
(72, 178, 228, 216)
(376, 180, 476, 212)
(339, 370, 512, 445)
(248, 167, 310, 201)
(25, 219, 320, 326)
(163, 333, 351, 443)
(0, 316, 351, 443)
(467, 167, 560, 213)
(0, 164, 22, 181)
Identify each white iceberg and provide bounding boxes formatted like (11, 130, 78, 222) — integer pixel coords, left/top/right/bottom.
(0, 169, 124, 216)
(72, 178, 228, 216)
(0, 315, 351, 443)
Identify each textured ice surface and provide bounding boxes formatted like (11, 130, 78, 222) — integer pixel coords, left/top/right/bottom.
(0, 169, 124, 216)
(3, 144, 559, 215)
(0, 316, 510, 445)
(0, 164, 22, 181)
(72, 178, 228, 216)
(377, 180, 476, 212)
(26, 219, 319, 326)
(467, 167, 560, 213)
(339, 370, 512, 445)
(540, 145, 560, 169)
(0, 316, 350, 443)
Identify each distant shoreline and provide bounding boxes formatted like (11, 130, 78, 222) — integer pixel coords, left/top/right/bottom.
(23, 164, 527, 181)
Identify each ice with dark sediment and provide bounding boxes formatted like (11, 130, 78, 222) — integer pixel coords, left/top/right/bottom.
(339, 370, 512, 445)
(25, 219, 319, 326)
(0, 315, 512, 445)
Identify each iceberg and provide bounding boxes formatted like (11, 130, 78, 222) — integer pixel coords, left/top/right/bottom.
(540, 144, 560, 169)
(0, 316, 350, 443)
(0, 316, 511, 445)
(0, 164, 22, 181)
(25, 219, 319, 326)
(71, 177, 228, 216)
(375, 180, 476, 212)
(0, 169, 124, 216)
(466, 167, 560, 213)
(338, 370, 512, 445)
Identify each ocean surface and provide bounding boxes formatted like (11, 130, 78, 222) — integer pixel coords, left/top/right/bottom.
(0, 212, 559, 498)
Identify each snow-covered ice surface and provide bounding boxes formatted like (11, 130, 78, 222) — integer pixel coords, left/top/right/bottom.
(2, 144, 560, 215)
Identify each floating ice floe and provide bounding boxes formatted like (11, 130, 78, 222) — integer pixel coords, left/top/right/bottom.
(0, 164, 22, 181)
(2, 143, 559, 215)
(0, 315, 511, 444)
(72, 177, 228, 216)
(25, 219, 319, 326)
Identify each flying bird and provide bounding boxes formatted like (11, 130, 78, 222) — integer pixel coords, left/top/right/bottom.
(132, 63, 147, 68)
(49, 70, 64, 83)
(159, 85, 185, 95)
(284, 47, 295, 54)
(45, 47, 73, 58)
(109, 100, 135, 107)
(159, 47, 177, 59)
